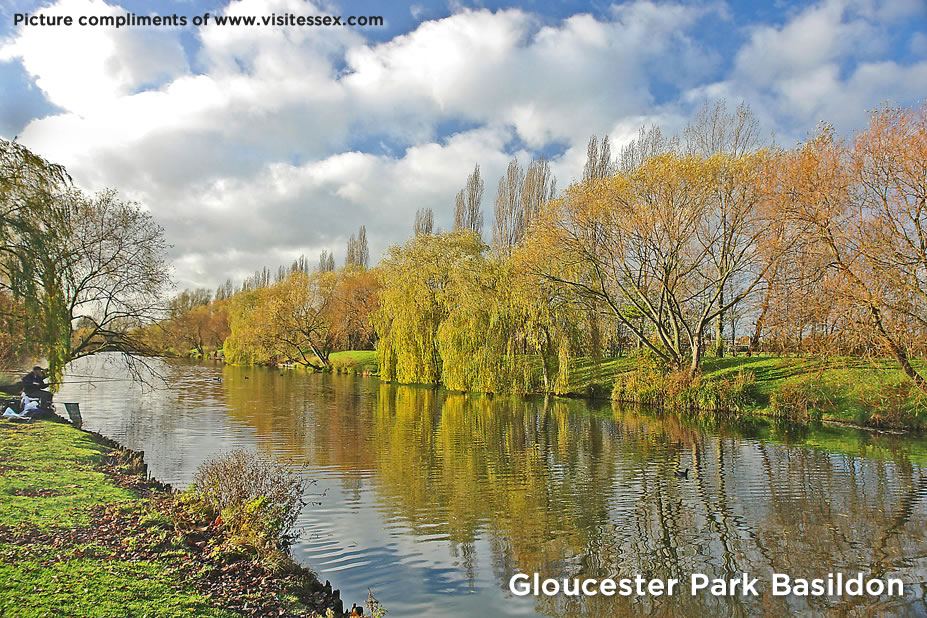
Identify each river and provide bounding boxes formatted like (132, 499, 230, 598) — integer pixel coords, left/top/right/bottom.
(56, 355, 927, 616)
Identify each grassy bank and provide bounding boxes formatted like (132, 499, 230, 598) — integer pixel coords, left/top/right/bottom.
(556, 354, 927, 431)
(328, 350, 378, 375)
(0, 417, 351, 617)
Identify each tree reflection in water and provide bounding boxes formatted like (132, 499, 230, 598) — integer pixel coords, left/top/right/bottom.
(59, 358, 927, 617)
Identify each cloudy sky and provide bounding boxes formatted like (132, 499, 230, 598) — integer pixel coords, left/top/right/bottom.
(1, 0, 925, 291)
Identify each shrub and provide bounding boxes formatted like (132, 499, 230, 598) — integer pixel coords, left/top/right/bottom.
(186, 450, 311, 567)
(611, 351, 669, 404)
(769, 376, 835, 420)
(613, 356, 757, 412)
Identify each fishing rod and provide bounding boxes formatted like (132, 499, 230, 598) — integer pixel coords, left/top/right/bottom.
(49, 378, 141, 385)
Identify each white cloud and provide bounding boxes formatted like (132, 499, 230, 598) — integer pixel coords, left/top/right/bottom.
(685, 0, 927, 141)
(1, 0, 924, 290)
(0, 0, 188, 115)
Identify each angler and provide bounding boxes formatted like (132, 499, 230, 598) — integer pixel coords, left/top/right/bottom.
(21, 366, 53, 409)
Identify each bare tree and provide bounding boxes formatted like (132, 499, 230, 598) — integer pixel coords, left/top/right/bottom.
(493, 158, 524, 255)
(454, 164, 484, 237)
(685, 100, 763, 356)
(60, 190, 170, 373)
(494, 158, 556, 255)
(215, 278, 235, 301)
(413, 208, 434, 237)
(583, 135, 614, 181)
(346, 225, 369, 268)
(521, 158, 557, 230)
(617, 125, 679, 173)
(318, 250, 335, 272)
(684, 100, 761, 158)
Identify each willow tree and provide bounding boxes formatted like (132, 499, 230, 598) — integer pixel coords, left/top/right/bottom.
(0, 139, 70, 372)
(375, 231, 485, 385)
(530, 152, 787, 374)
(1, 140, 169, 379)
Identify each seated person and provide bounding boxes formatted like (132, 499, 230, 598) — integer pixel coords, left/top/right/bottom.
(21, 366, 52, 409)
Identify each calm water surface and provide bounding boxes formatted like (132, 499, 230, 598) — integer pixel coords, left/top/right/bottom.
(56, 356, 927, 616)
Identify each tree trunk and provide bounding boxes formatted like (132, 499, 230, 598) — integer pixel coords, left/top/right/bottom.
(689, 339, 703, 377)
(714, 313, 724, 358)
(871, 305, 927, 394)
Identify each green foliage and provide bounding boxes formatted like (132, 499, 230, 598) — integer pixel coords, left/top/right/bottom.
(769, 376, 835, 421)
(375, 231, 576, 393)
(611, 352, 758, 412)
(374, 231, 483, 385)
(1, 141, 170, 379)
(223, 289, 266, 364)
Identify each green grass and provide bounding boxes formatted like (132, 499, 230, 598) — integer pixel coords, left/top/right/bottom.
(0, 421, 136, 527)
(329, 350, 379, 375)
(0, 548, 236, 617)
(493, 353, 927, 430)
(0, 420, 241, 617)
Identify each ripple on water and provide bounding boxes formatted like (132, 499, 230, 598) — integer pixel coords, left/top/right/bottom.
(55, 357, 927, 617)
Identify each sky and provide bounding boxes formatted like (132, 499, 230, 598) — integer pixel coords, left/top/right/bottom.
(1, 0, 926, 292)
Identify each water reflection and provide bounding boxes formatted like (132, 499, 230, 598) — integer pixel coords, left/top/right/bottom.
(57, 356, 927, 616)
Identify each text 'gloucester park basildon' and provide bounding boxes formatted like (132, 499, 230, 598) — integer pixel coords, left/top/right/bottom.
(509, 572, 905, 598)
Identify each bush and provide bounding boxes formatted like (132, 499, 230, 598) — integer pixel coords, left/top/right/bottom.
(769, 376, 835, 421)
(611, 351, 669, 404)
(612, 354, 757, 412)
(186, 450, 311, 568)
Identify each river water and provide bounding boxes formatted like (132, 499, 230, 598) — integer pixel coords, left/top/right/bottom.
(55, 355, 927, 616)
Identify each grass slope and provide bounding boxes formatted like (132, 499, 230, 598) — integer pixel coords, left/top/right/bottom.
(558, 354, 926, 430)
(0, 420, 232, 617)
(328, 350, 378, 375)
(0, 419, 344, 617)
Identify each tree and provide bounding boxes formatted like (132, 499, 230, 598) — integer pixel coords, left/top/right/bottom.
(685, 100, 763, 356)
(318, 250, 335, 273)
(330, 267, 380, 350)
(530, 152, 787, 374)
(1, 138, 71, 373)
(493, 158, 523, 255)
(583, 135, 613, 181)
(454, 164, 484, 237)
(59, 190, 170, 371)
(163, 289, 230, 356)
(1, 141, 170, 379)
(375, 232, 484, 385)
(617, 125, 678, 173)
(345, 225, 369, 268)
(254, 271, 339, 369)
(413, 208, 434, 237)
(684, 100, 760, 158)
(777, 106, 927, 392)
(493, 158, 556, 256)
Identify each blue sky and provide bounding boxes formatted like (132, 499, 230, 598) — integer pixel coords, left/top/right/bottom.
(1, 0, 926, 290)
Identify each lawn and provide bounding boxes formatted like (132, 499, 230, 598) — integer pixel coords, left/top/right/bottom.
(328, 350, 379, 375)
(0, 418, 341, 617)
(0, 420, 233, 617)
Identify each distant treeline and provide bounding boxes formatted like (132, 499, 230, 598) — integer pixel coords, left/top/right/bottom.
(148, 101, 927, 396)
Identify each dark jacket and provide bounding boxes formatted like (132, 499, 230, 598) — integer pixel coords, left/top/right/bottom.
(22, 372, 47, 392)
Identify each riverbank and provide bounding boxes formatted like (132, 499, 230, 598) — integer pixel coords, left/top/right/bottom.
(221, 348, 927, 430)
(364, 351, 927, 431)
(0, 416, 358, 617)
(572, 354, 927, 431)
